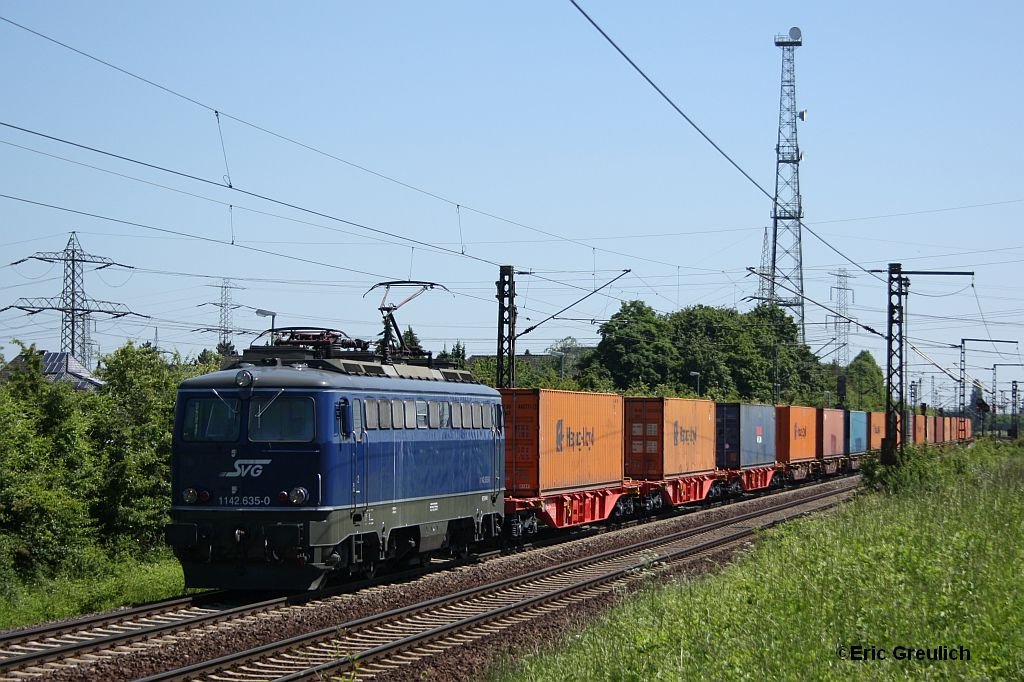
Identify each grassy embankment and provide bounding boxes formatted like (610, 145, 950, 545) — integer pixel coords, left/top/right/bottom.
(493, 441, 1024, 681)
(0, 551, 186, 630)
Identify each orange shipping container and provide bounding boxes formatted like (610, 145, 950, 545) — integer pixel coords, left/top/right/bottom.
(817, 408, 845, 458)
(913, 415, 926, 444)
(868, 411, 885, 451)
(943, 417, 952, 443)
(501, 388, 623, 497)
(624, 398, 715, 479)
(776, 406, 818, 463)
(927, 416, 938, 443)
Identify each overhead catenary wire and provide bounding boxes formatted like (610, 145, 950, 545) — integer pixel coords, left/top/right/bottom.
(565, 1, 883, 284)
(0, 119, 506, 270)
(0, 15, 722, 276)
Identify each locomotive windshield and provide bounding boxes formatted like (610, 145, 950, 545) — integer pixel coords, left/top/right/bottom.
(182, 396, 240, 442)
(249, 395, 315, 442)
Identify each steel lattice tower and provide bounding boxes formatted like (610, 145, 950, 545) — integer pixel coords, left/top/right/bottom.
(769, 27, 806, 342)
(3, 232, 134, 368)
(830, 268, 852, 366)
(755, 227, 772, 302)
(218, 278, 236, 348)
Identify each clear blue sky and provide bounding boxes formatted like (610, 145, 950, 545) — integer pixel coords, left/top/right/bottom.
(1, 1, 1021, 408)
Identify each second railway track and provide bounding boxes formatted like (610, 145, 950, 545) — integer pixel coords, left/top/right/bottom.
(140, 477, 858, 682)
(0, 476, 858, 682)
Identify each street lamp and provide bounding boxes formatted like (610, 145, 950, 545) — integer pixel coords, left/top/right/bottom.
(689, 371, 701, 397)
(255, 308, 277, 344)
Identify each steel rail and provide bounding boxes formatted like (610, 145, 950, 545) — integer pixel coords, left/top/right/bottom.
(0, 592, 287, 675)
(140, 479, 857, 681)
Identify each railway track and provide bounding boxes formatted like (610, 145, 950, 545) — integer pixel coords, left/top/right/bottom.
(0, 591, 290, 680)
(138, 478, 858, 681)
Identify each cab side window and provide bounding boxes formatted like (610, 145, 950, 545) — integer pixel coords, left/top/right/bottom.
(352, 399, 363, 437)
(365, 399, 379, 429)
(391, 400, 404, 429)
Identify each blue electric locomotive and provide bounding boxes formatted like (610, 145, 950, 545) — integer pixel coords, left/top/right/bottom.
(165, 328, 504, 590)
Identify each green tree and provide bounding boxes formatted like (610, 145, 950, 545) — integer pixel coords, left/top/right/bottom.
(844, 350, 886, 411)
(402, 325, 424, 354)
(0, 346, 99, 581)
(592, 301, 678, 391)
(90, 344, 186, 552)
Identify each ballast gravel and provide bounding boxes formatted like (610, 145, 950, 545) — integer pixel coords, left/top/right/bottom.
(42, 477, 856, 682)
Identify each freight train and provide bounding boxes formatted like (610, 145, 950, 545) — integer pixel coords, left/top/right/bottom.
(165, 328, 970, 590)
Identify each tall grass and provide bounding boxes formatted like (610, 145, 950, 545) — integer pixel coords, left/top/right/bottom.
(494, 442, 1024, 681)
(0, 551, 187, 630)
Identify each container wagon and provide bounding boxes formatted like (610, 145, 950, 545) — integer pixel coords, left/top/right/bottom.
(913, 415, 927, 445)
(817, 408, 845, 473)
(715, 403, 777, 493)
(624, 397, 722, 509)
(845, 410, 868, 470)
(501, 388, 634, 533)
(775, 405, 818, 480)
(868, 411, 886, 451)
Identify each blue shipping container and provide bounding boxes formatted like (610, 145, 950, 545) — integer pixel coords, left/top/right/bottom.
(716, 403, 776, 469)
(846, 410, 868, 455)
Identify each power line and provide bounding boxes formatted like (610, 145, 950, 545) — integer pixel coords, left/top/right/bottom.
(0, 120, 506, 270)
(0, 15, 721, 275)
(565, 1, 883, 285)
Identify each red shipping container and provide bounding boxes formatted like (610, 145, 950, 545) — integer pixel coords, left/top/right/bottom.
(868, 411, 885, 451)
(927, 415, 938, 443)
(624, 398, 716, 478)
(817, 408, 844, 458)
(776, 406, 818, 463)
(943, 417, 952, 443)
(501, 389, 623, 497)
(913, 415, 926, 444)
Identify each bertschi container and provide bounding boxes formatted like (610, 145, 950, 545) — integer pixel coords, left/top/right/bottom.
(868, 411, 885, 451)
(913, 415, 926, 444)
(817, 408, 845, 458)
(775, 405, 818, 463)
(624, 398, 716, 478)
(501, 388, 623, 497)
(846, 411, 868, 454)
(715, 403, 776, 469)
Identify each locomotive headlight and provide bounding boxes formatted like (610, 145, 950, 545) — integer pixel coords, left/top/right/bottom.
(234, 370, 254, 387)
(183, 487, 199, 504)
(289, 486, 309, 505)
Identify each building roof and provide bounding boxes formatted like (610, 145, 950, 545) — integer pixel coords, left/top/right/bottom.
(0, 351, 104, 391)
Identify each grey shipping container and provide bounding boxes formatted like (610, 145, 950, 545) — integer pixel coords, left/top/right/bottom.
(715, 403, 776, 469)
